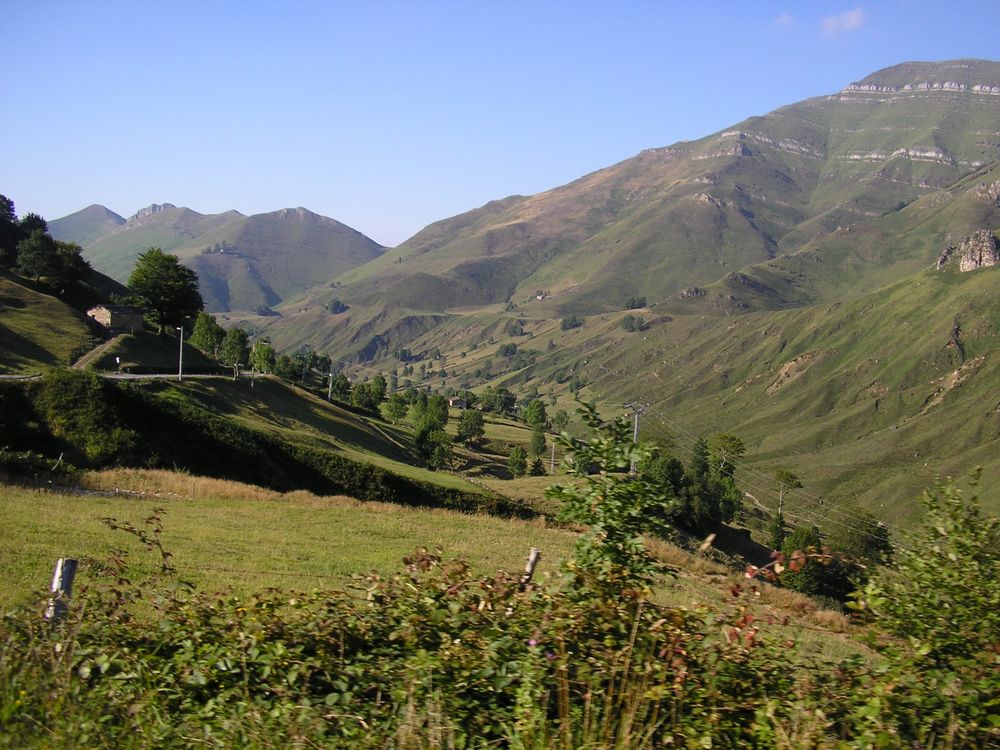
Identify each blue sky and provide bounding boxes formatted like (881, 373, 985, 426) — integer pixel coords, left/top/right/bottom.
(3, 1, 999, 246)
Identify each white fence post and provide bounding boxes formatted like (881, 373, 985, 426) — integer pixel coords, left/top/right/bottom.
(45, 558, 78, 623)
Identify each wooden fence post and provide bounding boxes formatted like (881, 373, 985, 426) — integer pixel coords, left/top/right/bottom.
(45, 558, 78, 623)
(519, 547, 541, 591)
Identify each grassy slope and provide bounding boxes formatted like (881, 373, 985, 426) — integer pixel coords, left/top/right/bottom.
(0, 477, 574, 607)
(0, 472, 859, 663)
(0, 275, 97, 374)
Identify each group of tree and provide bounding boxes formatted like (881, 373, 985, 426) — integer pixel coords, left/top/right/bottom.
(620, 313, 647, 332)
(637, 434, 745, 533)
(0, 195, 91, 292)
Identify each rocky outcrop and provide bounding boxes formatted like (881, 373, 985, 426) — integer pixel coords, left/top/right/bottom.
(975, 180, 1000, 206)
(127, 203, 176, 223)
(937, 230, 999, 271)
(958, 230, 1000, 271)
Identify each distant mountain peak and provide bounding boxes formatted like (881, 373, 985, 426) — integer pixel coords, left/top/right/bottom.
(127, 203, 177, 223)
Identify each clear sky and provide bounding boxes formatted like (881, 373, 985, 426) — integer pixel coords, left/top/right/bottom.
(3, 1, 999, 247)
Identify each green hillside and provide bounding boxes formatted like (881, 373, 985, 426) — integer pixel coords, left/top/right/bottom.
(0, 274, 96, 374)
(51, 204, 385, 313)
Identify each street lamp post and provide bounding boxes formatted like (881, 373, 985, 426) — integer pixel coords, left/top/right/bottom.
(177, 326, 184, 382)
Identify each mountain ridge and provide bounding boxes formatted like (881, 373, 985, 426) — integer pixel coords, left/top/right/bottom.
(51, 203, 386, 313)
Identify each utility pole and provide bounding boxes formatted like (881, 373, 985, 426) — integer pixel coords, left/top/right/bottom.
(328, 367, 334, 401)
(176, 325, 184, 382)
(624, 401, 648, 474)
(550, 441, 556, 474)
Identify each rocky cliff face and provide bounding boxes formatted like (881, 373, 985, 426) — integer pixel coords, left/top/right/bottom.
(959, 230, 1000, 271)
(939, 229, 1000, 271)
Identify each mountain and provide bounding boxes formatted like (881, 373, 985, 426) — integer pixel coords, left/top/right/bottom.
(229, 59, 1000, 520)
(51, 204, 385, 313)
(244, 59, 1000, 349)
(49, 204, 125, 248)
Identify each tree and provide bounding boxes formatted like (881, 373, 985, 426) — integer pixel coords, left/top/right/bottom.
(773, 468, 802, 515)
(250, 339, 276, 374)
(528, 425, 546, 457)
(15, 230, 58, 282)
(546, 403, 674, 587)
(560, 315, 583, 331)
(529, 456, 546, 476)
(329, 372, 351, 401)
(522, 399, 547, 428)
(382, 393, 409, 424)
(851, 479, 1000, 744)
(508, 446, 527, 477)
(51, 241, 91, 289)
(370, 374, 388, 402)
(128, 248, 203, 333)
(768, 511, 787, 551)
(351, 382, 381, 411)
(13, 231, 90, 290)
(707, 434, 745, 480)
(456, 409, 485, 446)
(780, 525, 858, 603)
(0, 194, 20, 265)
(552, 409, 570, 432)
(189, 312, 226, 358)
(219, 328, 249, 375)
(424, 430, 453, 470)
(827, 504, 892, 565)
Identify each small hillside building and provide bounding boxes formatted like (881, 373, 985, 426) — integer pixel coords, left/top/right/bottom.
(448, 397, 468, 409)
(87, 305, 146, 335)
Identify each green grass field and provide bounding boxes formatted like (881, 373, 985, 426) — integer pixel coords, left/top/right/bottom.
(0, 473, 576, 608)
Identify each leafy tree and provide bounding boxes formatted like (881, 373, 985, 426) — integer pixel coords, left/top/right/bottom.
(370, 374, 388, 402)
(189, 312, 226, 358)
(546, 403, 674, 587)
(827, 504, 892, 565)
(0, 194, 20, 265)
(528, 425, 546, 457)
(327, 372, 351, 401)
(14, 232, 90, 290)
(522, 399, 547, 428)
(128, 248, 204, 333)
(504, 319, 523, 337)
(19, 212, 48, 236)
(382, 393, 409, 423)
(219, 328, 249, 374)
(780, 525, 858, 603)
(529, 456, 546, 475)
(625, 296, 647, 310)
(15, 230, 58, 282)
(552, 409, 570, 432)
(768, 511, 787, 551)
(250, 339, 276, 374)
(424, 430, 453, 470)
(850, 479, 1000, 744)
(507, 446, 527, 477)
(424, 394, 449, 430)
(273, 354, 297, 380)
(456, 409, 485, 446)
(351, 382, 382, 411)
(497, 343, 518, 357)
(560, 315, 583, 331)
(50, 241, 90, 289)
(328, 298, 348, 313)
